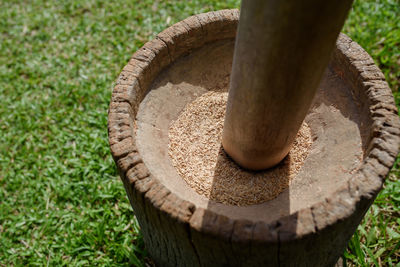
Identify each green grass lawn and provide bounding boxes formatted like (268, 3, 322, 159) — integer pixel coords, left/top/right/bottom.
(0, 0, 399, 266)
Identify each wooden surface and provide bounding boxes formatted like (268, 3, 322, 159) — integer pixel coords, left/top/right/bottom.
(108, 10, 400, 267)
(222, 0, 354, 170)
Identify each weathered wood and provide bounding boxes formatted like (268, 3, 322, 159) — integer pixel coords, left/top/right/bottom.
(108, 10, 400, 267)
(222, 0, 354, 170)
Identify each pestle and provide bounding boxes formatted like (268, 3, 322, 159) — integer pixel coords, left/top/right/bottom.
(222, 0, 354, 170)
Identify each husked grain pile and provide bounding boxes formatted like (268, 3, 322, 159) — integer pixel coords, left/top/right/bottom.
(168, 91, 312, 206)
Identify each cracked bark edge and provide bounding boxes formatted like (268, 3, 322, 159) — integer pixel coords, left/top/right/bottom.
(108, 7, 239, 228)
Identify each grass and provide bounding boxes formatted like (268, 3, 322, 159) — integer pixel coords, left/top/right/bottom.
(0, 0, 398, 266)
(343, 1, 400, 265)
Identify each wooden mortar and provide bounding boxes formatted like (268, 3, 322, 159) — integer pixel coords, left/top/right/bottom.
(108, 9, 400, 266)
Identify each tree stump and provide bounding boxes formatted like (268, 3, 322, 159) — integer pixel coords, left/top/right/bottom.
(108, 10, 400, 267)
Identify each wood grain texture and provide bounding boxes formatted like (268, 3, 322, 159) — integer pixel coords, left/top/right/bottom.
(108, 10, 400, 267)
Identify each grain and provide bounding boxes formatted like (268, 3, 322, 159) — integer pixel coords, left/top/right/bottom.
(168, 91, 312, 206)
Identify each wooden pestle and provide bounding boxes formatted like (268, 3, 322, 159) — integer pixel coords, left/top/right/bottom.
(222, 0, 354, 170)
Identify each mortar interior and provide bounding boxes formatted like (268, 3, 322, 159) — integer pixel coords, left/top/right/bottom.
(136, 39, 371, 223)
